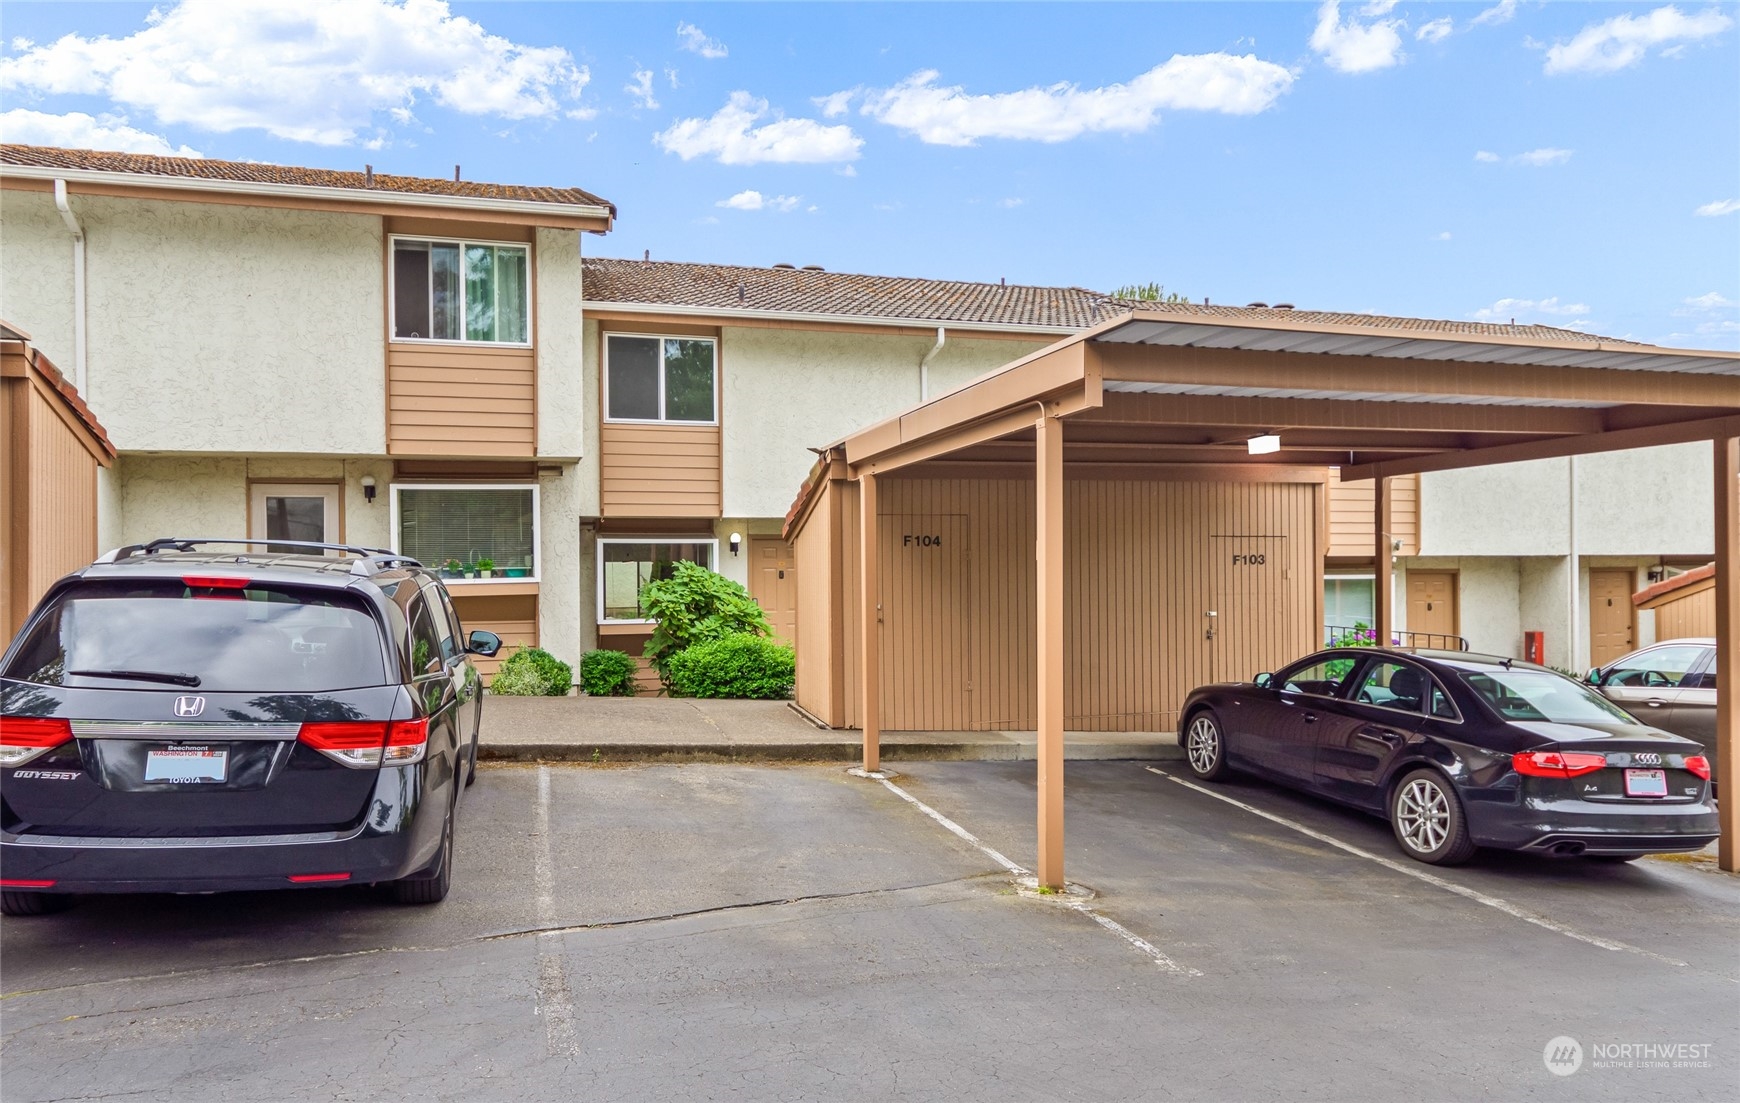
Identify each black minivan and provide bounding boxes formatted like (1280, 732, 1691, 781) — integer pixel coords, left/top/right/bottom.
(0, 539, 499, 915)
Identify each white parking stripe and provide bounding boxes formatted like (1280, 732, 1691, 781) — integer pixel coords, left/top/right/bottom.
(876, 775, 1200, 976)
(1144, 765, 1695, 971)
(533, 766, 579, 1057)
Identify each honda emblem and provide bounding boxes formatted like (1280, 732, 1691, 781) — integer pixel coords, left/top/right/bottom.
(172, 695, 206, 718)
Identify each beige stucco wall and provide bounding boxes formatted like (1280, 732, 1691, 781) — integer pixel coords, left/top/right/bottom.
(0, 189, 78, 368)
(23, 194, 388, 454)
(116, 455, 393, 549)
(1397, 556, 1523, 658)
(537, 229, 584, 459)
(538, 463, 582, 665)
(718, 326, 1047, 519)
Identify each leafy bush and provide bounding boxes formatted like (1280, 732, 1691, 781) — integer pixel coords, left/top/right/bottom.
(665, 634, 795, 699)
(579, 649, 639, 697)
(489, 645, 573, 696)
(639, 561, 773, 684)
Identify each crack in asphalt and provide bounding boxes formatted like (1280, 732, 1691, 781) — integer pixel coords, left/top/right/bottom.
(0, 872, 1005, 1004)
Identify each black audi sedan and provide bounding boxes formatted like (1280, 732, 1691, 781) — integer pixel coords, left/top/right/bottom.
(1177, 648, 1717, 865)
(0, 539, 499, 916)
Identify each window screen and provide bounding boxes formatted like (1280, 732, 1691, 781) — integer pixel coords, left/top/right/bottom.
(605, 335, 715, 423)
(397, 487, 536, 577)
(392, 238, 524, 344)
(606, 336, 660, 420)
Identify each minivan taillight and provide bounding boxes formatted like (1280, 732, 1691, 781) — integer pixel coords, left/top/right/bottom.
(0, 717, 74, 768)
(297, 719, 428, 768)
(1512, 750, 1607, 778)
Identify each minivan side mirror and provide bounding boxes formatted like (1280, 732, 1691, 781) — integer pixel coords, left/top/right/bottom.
(467, 630, 502, 657)
(1253, 672, 1273, 689)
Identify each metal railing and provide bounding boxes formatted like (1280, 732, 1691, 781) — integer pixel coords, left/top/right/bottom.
(1322, 624, 1469, 652)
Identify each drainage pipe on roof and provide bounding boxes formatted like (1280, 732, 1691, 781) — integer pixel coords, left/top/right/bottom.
(52, 179, 88, 393)
(919, 326, 946, 401)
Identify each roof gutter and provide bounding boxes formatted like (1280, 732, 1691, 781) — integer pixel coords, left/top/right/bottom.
(52, 179, 87, 393)
(6, 164, 613, 225)
(583, 300, 1080, 338)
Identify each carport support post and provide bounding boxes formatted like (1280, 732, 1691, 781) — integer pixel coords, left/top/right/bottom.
(1374, 476, 1394, 646)
(859, 470, 881, 774)
(1036, 414, 1065, 890)
(1715, 437, 1737, 873)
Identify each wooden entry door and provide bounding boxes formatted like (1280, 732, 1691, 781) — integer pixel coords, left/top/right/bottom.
(1406, 571, 1458, 644)
(749, 537, 798, 648)
(1589, 569, 1636, 667)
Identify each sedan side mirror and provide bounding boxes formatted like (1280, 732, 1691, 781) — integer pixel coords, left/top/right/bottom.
(1253, 672, 1273, 689)
(467, 630, 502, 657)
(1585, 667, 1602, 685)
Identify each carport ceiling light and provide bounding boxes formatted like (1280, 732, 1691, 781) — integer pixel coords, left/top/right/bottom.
(1247, 433, 1282, 455)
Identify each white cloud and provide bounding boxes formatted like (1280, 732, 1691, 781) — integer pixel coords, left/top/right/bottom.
(666, 68, 680, 89)
(848, 53, 1294, 147)
(1360, 1, 1400, 14)
(716, 189, 800, 212)
(1473, 149, 1501, 162)
(1471, 0, 1518, 27)
(1683, 291, 1735, 309)
(1545, 5, 1733, 75)
(998, 197, 1024, 208)
(1435, 231, 1453, 240)
(1695, 198, 1740, 216)
(0, 108, 202, 156)
(835, 163, 857, 177)
(1310, 0, 1405, 73)
(655, 91, 863, 164)
(813, 89, 856, 118)
(1471, 296, 1592, 321)
(0, 0, 590, 146)
(626, 67, 658, 110)
(1513, 147, 1572, 166)
(1416, 18, 1454, 43)
(676, 21, 727, 60)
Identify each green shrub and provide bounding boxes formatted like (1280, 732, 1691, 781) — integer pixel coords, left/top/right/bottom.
(489, 645, 573, 696)
(665, 634, 795, 699)
(639, 561, 773, 684)
(579, 649, 639, 697)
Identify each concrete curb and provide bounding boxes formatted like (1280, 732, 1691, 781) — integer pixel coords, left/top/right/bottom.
(479, 742, 1186, 765)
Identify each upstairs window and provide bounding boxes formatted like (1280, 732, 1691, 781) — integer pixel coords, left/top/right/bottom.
(605, 334, 717, 423)
(392, 237, 529, 345)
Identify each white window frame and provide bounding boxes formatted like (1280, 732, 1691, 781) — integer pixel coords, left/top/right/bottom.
(387, 234, 534, 349)
(596, 536, 721, 624)
(602, 332, 719, 426)
(248, 482, 342, 551)
(389, 482, 541, 585)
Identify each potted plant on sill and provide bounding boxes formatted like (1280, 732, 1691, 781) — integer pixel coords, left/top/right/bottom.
(441, 559, 463, 579)
(476, 558, 495, 580)
(462, 562, 478, 580)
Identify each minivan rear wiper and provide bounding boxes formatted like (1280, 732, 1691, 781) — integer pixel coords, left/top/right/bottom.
(68, 669, 203, 688)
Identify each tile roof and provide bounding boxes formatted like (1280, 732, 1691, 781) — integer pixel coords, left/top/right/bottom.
(582, 257, 1635, 344)
(0, 144, 612, 211)
(0, 321, 115, 460)
(1632, 563, 1714, 607)
(583, 257, 1116, 330)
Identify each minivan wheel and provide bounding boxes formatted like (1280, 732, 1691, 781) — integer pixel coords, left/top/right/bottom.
(1389, 768, 1477, 866)
(1, 891, 74, 917)
(1183, 711, 1229, 781)
(389, 800, 454, 905)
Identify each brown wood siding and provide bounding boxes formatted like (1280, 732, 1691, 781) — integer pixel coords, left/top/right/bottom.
(1652, 583, 1716, 641)
(1327, 470, 1419, 558)
(820, 473, 1322, 733)
(793, 485, 840, 723)
(599, 423, 722, 517)
(453, 592, 538, 680)
(387, 343, 536, 458)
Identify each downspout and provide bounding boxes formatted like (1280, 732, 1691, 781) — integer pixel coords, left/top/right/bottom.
(52, 180, 88, 393)
(919, 326, 945, 401)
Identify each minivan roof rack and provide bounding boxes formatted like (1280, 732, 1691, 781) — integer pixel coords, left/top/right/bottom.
(96, 538, 423, 576)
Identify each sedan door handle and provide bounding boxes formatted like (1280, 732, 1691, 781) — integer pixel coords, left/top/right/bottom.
(1302, 711, 1318, 724)
(1645, 698, 1666, 708)
(1358, 727, 1402, 745)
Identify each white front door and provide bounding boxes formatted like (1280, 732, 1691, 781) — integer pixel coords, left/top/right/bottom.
(249, 483, 340, 553)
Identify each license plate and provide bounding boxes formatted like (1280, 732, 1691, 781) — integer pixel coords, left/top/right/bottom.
(145, 745, 227, 783)
(1624, 768, 1668, 798)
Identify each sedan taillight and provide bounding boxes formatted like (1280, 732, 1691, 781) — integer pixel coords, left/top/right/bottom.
(0, 717, 74, 768)
(1512, 750, 1607, 778)
(1684, 755, 1711, 781)
(298, 719, 429, 768)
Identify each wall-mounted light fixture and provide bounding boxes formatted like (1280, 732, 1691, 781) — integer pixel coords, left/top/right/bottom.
(360, 475, 377, 504)
(729, 532, 742, 557)
(1246, 433, 1281, 456)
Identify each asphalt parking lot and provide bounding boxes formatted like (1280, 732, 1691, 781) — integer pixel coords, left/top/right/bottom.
(2, 760, 1735, 1102)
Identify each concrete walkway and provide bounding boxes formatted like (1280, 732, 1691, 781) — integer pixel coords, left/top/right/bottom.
(477, 694, 1182, 764)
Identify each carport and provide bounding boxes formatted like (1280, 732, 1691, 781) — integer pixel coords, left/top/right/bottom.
(784, 304, 1740, 886)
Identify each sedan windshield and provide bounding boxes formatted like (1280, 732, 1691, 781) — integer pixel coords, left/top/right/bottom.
(1461, 669, 1638, 725)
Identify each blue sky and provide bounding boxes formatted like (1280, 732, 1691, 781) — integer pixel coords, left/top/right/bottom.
(2, 1, 1735, 347)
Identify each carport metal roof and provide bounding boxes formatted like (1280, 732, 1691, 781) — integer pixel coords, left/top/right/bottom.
(795, 305, 1740, 886)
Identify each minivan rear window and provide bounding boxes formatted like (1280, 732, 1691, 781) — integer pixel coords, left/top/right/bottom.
(4, 581, 390, 693)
